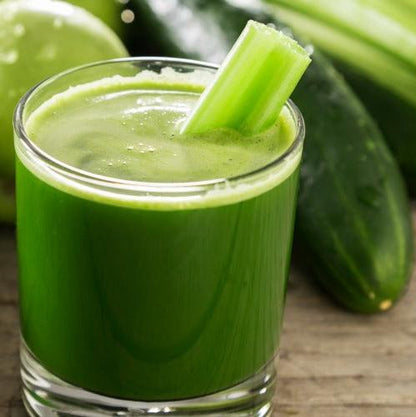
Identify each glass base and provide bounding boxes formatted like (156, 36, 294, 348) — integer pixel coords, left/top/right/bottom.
(21, 343, 277, 417)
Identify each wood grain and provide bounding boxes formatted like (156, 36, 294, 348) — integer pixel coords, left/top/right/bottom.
(0, 204, 415, 416)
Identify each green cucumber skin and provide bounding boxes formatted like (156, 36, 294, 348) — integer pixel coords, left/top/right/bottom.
(336, 64, 416, 194)
(293, 54, 414, 312)
(126, 0, 414, 313)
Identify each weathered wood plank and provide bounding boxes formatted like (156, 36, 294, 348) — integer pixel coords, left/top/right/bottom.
(276, 377, 416, 407)
(7, 407, 28, 417)
(279, 352, 416, 380)
(0, 376, 20, 409)
(275, 406, 416, 417)
(0, 226, 17, 307)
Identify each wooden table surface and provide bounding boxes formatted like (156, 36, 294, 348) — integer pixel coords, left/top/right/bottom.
(1, 204, 415, 417)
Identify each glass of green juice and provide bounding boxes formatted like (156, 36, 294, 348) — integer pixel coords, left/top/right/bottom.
(14, 58, 304, 417)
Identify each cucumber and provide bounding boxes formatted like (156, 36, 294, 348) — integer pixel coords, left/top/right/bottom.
(263, 0, 416, 190)
(127, 0, 414, 313)
(339, 65, 416, 194)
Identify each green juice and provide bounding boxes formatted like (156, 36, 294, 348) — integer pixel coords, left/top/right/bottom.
(16, 70, 301, 400)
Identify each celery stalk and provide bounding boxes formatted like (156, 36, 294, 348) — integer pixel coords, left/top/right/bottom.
(396, 0, 416, 13)
(181, 20, 310, 135)
(364, 0, 416, 31)
(265, 0, 416, 66)
(264, 0, 416, 105)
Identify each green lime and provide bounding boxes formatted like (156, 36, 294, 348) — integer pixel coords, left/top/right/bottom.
(0, 0, 128, 178)
(66, 0, 124, 37)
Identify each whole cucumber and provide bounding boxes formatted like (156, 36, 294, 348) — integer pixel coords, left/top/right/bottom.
(339, 65, 416, 195)
(127, 0, 414, 313)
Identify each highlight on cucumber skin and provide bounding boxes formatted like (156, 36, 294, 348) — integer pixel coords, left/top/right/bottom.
(181, 20, 311, 136)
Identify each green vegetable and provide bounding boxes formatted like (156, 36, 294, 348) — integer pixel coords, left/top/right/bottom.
(263, 0, 416, 190)
(0, 0, 127, 179)
(64, 0, 124, 37)
(182, 20, 311, 135)
(0, 0, 128, 222)
(127, 0, 414, 313)
(339, 65, 416, 194)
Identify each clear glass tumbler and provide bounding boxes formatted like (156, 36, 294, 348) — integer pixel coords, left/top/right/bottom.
(14, 58, 305, 417)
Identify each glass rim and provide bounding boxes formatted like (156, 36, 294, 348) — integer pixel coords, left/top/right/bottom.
(14, 56, 305, 193)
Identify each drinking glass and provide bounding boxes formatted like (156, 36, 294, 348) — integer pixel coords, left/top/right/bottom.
(14, 58, 305, 417)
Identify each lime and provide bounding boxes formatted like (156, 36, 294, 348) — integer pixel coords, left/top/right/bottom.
(0, 0, 128, 178)
(65, 0, 124, 37)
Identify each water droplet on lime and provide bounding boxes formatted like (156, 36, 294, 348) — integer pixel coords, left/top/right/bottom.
(53, 18, 63, 29)
(13, 24, 25, 37)
(36, 44, 57, 61)
(0, 50, 18, 64)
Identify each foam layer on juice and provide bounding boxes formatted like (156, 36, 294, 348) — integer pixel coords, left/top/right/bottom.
(17, 68, 303, 209)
